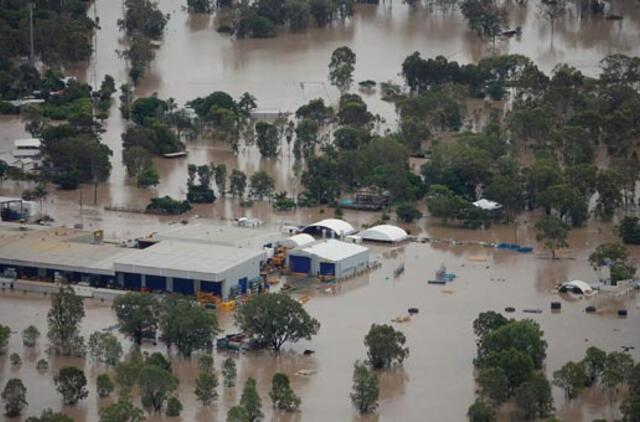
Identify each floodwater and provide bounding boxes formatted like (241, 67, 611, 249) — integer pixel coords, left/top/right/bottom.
(1, 0, 640, 231)
(1, 2, 640, 420)
(1, 228, 639, 422)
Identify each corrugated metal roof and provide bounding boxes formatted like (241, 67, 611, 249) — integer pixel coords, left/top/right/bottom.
(296, 239, 368, 262)
(114, 240, 266, 280)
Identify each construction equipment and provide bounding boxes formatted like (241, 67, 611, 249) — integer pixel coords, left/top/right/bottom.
(196, 291, 221, 307)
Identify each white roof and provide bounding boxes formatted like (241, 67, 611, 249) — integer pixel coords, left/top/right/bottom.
(359, 224, 408, 242)
(153, 222, 283, 248)
(14, 138, 41, 148)
(303, 218, 355, 236)
(296, 239, 368, 262)
(473, 199, 501, 210)
(280, 233, 315, 248)
(114, 240, 266, 282)
(12, 149, 41, 158)
(559, 280, 594, 295)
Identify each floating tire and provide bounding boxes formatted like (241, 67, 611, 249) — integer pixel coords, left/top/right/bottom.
(618, 309, 628, 317)
(551, 302, 561, 310)
(505, 307, 516, 313)
(585, 306, 596, 313)
(408, 308, 419, 314)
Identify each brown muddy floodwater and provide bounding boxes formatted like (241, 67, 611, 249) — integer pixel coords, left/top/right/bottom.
(0, 229, 639, 422)
(1, 0, 640, 222)
(1, 2, 640, 420)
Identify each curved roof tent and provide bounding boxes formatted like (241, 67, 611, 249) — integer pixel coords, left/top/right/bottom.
(302, 218, 355, 237)
(559, 280, 594, 295)
(280, 233, 315, 249)
(359, 224, 408, 243)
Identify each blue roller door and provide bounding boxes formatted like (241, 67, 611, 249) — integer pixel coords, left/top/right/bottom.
(290, 255, 311, 273)
(201, 281, 222, 295)
(123, 273, 141, 290)
(239, 277, 248, 294)
(146, 275, 166, 292)
(320, 262, 335, 276)
(173, 277, 194, 295)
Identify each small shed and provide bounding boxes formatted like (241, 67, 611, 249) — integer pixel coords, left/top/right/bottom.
(288, 239, 369, 278)
(359, 224, 408, 243)
(302, 218, 355, 237)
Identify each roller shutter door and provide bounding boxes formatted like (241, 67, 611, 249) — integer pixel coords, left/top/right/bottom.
(290, 255, 311, 273)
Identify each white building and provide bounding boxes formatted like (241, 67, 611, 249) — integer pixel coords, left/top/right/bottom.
(288, 239, 369, 278)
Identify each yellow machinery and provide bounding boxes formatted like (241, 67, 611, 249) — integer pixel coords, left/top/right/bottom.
(196, 291, 221, 306)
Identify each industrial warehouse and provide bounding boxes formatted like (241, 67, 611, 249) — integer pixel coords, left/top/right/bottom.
(0, 219, 409, 299)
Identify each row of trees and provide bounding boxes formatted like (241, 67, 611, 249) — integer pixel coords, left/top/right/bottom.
(118, 0, 169, 84)
(16, 72, 117, 191)
(211, 0, 356, 38)
(398, 53, 640, 234)
(0, 0, 94, 69)
(552, 345, 640, 421)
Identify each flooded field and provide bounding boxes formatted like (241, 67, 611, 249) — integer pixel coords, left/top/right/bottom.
(1, 232, 639, 421)
(1, 0, 640, 224)
(1, 1, 640, 420)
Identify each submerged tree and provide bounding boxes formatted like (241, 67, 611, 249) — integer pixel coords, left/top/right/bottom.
(537, 0, 567, 40)
(160, 296, 219, 358)
(535, 216, 569, 260)
(139, 364, 178, 412)
(54, 366, 89, 405)
(350, 361, 379, 414)
(97, 373, 115, 398)
(99, 400, 145, 422)
(113, 292, 160, 345)
(88, 332, 123, 366)
(2, 378, 27, 417)
(240, 377, 263, 422)
(329, 46, 356, 93)
(0, 325, 9, 354)
(460, 0, 507, 43)
(467, 399, 496, 422)
(195, 370, 219, 406)
(235, 293, 320, 351)
(22, 325, 40, 348)
(552, 361, 588, 399)
(222, 358, 237, 387)
(47, 287, 85, 356)
(269, 373, 301, 412)
(589, 243, 636, 285)
(364, 324, 410, 369)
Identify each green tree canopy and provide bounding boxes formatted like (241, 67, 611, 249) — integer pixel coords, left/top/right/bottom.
(350, 361, 379, 414)
(47, 286, 85, 355)
(235, 293, 320, 351)
(54, 366, 88, 405)
(2, 378, 27, 417)
(159, 297, 219, 358)
(364, 324, 410, 369)
(99, 400, 145, 422)
(113, 292, 161, 345)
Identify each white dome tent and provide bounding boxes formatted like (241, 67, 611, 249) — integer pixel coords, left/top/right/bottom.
(559, 280, 595, 295)
(302, 219, 355, 237)
(358, 224, 409, 243)
(280, 233, 315, 249)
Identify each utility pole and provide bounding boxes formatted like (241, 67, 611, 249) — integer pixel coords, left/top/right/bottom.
(28, 2, 34, 65)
